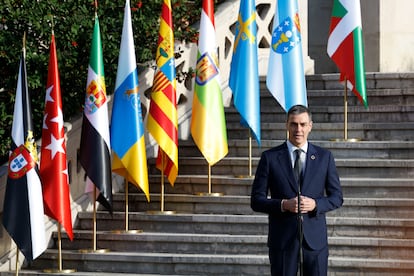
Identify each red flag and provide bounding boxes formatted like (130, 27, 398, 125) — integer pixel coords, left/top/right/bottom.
(40, 33, 73, 240)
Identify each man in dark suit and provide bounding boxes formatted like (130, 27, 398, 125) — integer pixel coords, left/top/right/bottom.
(251, 105, 343, 276)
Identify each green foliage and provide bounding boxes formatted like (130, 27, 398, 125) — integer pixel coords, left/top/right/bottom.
(0, 0, 201, 164)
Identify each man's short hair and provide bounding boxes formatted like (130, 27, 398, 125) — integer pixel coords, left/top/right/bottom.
(287, 105, 312, 121)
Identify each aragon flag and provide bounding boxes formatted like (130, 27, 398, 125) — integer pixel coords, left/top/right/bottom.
(229, 0, 261, 146)
(39, 32, 73, 240)
(190, 0, 228, 166)
(327, 0, 368, 107)
(111, 0, 149, 200)
(147, 0, 179, 186)
(80, 14, 112, 212)
(2, 46, 47, 262)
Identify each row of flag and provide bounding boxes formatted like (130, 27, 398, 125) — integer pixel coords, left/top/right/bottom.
(2, 0, 367, 263)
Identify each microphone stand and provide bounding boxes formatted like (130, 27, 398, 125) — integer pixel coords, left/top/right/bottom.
(298, 176, 303, 276)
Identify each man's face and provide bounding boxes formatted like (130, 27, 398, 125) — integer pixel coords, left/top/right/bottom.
(286, 112, 313, 147)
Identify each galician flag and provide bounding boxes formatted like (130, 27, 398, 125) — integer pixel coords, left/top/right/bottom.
(266, 0, 307, 112)
(3, 45, 47, 261)
(229, 0, 261, 145)
(40, 32, 73, 240)
(191, 0, 228, 166)
(327, 0, 367, 107)
(111, 0, 149, 200)
(80, 14, 113, 212)
(147, 0, 179, 185)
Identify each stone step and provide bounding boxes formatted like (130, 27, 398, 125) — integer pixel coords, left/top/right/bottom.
(142, 175, 414, 198)
(52, 231, 267, 255)
(328, 256, 414, 275)
(45, 232, 414, 261)
(111, 193, 414, 219)
(178, 139, 414, 159)
(225, 103, 414, 123)
(151, 157, 414, 178)
(76, 212, 414, 239)
(226, 122, 414, 141)
(30, 250, 270, 275)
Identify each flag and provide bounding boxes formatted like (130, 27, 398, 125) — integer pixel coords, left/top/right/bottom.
(229, 0, 261, 145)
(79, 15, 112, 212)
(39, 33, 73, 240)
(111, 0, 149, 200)
(266, 0, 307, 112)
(327, 0, 367, 107)
(2, 47, 47, 261)
(147, 0, 178, 185)
(190, 0, 228, 166)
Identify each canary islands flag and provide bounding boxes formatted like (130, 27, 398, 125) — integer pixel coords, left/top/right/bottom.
(111, 0, 149, 200)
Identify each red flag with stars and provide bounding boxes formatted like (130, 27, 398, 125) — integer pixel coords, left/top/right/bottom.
(40, 33, 73, 240)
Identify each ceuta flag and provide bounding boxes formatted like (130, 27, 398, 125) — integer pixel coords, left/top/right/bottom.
(266, 0, 307, 112)
(327, 0, 368, 107)
(111, 0, 149, 200)
(147, 0, 179, 185)
(80, 14, 112, 212)
(190, 0, 228, 166)
(2, 47, 47, 261)
(39, 33, 73, 240)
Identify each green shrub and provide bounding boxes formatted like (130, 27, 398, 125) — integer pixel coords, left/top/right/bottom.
(0, 0, 202, 164)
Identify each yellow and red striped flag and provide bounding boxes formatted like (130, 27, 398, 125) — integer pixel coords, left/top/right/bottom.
(147, 0, 178, 185)
(191, 0, 228, 165)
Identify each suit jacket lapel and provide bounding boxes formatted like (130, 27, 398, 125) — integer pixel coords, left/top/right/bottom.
(302, 143, 318, 191)
(277, 142, 298, 192)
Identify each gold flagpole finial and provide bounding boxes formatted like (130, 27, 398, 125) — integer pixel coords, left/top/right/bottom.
(22, 32, 26, 58)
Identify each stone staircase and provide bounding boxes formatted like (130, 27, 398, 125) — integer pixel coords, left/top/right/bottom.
(3, 73, 414, 275)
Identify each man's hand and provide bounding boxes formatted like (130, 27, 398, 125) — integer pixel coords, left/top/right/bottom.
(282, 196, 316, 213)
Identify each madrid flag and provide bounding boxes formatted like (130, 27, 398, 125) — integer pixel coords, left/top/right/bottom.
(40, 33, 73, 240)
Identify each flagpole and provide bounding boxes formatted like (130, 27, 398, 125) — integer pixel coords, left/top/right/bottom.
(93, 187, 97, 251)
(125, 179, 129, 231)
(15, 248, 19, 276)
(248, 130, 252, 177)
(344, 78, 348, 141)
(160, 152, 165, 212)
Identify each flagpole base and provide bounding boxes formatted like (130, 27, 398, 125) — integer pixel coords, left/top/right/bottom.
(196, 192, 224, 197)
(78, 248, 110, 254)
(43, 268, 77, 274)
(109, 229, 143, 234)
(146, 210, 176, 215)
(330, 138, 361, 142)
(234, 174, 254, 179)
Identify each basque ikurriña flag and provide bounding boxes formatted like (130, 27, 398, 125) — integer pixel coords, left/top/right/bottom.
(3, 47, 47, 262)
(229, 0, 261, 145)
(80, 14, 112, 212)
(111, 0, 149, 200)
(147, 0, 179, 186)
(266, 0, 307, 111)
(39, 32, 73, 240)
(327, 0, 367, 107)
(190, 0, 228, 166)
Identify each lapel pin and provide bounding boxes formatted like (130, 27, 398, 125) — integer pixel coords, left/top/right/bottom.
(311, 155, 316, 160)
